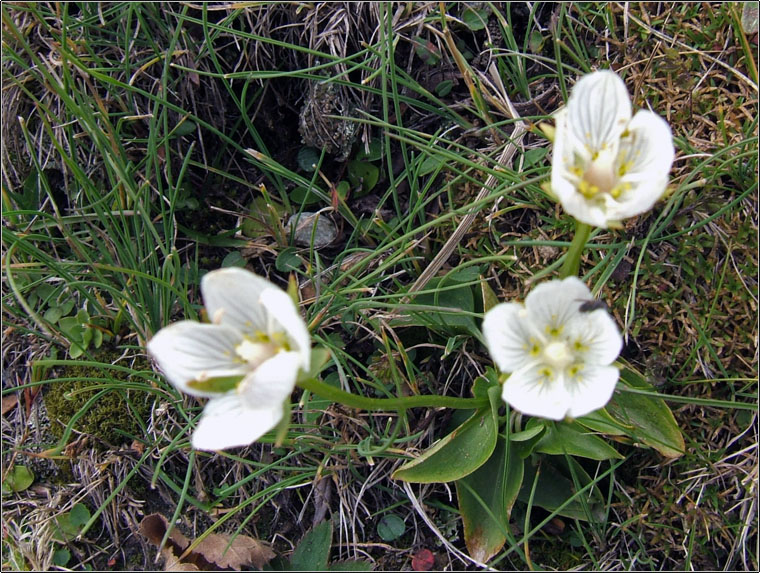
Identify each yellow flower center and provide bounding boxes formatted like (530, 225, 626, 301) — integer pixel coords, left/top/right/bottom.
(543, 341, 573, 370)
(234, 338, 278, 369)
(579, 147, 617, 198)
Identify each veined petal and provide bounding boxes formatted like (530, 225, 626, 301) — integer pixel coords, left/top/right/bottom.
(201, 268, 279, 335)
(525, 277, 591, 336)
(551, 108, 584, 194)
(259, 288, 311, 370)
(566, 70, 631, 154)
(565, 364, 620, 418)
(236, 351, 301, 411)
(191, 394, 282, 450)
(566, 309, 622, 366)
(502, 363, 572, 420)
(147, 321, 247, 398)
(482, 303, 535, 373)
(612, 109, 675, 216)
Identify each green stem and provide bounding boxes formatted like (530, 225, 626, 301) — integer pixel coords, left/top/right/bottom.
(297, 377, 488, 411)
(559, 220, 591, 278)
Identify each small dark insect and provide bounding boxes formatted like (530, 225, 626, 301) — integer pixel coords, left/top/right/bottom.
(578, 299, 609, 313)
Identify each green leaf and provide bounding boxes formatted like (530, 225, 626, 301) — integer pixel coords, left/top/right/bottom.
(221, 251, 246, 268)
(418, 155, 444, 177)
(461, 6, 490, 31)
(69, 342, 85, 359)
(509, 424, 546, 442)
(53, 548, 71, 566)
(576, 407, 632, 436)
(511, 420, 547, 459)
(241, 196, 286, 239)
(186, 374, 244, 393)
(58, 316, 84, 339)
(43, 306, 64, 324)
(519, 456, 604, 522)
(173, 120, 196, 137)
(93, 327, 103, 349)
(2, 465, 34, 493)
(456, 437, 523, 562)
(347, 161, 379, 195)
(297, 147, 321, 172)
(305, 347, 333, 379)
(52, 503, 91, 542)
(435, 80, 454, 97)
(410, 277, 479, 338)
(58, 299, 75, 316)
(290, 186, 322, 206)
(528, 30, 545, 54)
(355, 140, 382, 162)
(68, 503, 90, 527)
(393, 385, 500, 483)
(290, 520, 332, 571)
(471, 366, 500, 402)
(335, 181, 350, 201)
(522, 147, 549, 169)
(376, 514, 405, 541)
(607, 362, 685, 458)
(534, 421, 624, 460)
(479, 277, 500, 314)
(276, 247, 303, 272)
(413, 36, 441, 66)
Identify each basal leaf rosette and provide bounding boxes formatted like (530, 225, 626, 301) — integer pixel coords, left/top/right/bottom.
(482, 277, 623, 420)
(551, 70, 675, 228)
(148, 268, 311, 450)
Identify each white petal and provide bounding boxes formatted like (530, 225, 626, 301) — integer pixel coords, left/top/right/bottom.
(551, 109, 583, 190)
(554, 191, 612, 228)
(566, 70, 631, 154)
(191, 394, 282, 450)
(613, 110, 675, 216)
(525, 277, 591, 334)
(201, 268, 280, 335)
(565, 365, 620, 418)
(147, 321, 247, 398)
(501, 363, 571, 420)
(236, 351, 300, 411)
(259, 289, 311, 370)
(566, 308, 623, 366)
(482, 303, 535, 373)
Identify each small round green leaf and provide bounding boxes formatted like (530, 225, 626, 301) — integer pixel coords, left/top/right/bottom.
(377, 514, 405, 541)
(289, 186, 322, 206)
(221, 251, 246, 268)
(173, 120, 197, 137)
(3, 465, 34, 492)
(347, 161, 379, 195)
(275, 247, 303, 272)
(53, 548, 71, 567)
(355, 140, 382, 162)
(461, 7, 489, 31)
(435, 80, 454, 97)
(297, 147, 321, 172)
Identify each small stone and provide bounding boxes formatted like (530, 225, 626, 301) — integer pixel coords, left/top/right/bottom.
(286, 212, 337, 248)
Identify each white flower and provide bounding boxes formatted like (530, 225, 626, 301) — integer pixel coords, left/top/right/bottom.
(482, 277, 622, 420)
(551, 70, 675, 228)
(147, 268, 311, 450)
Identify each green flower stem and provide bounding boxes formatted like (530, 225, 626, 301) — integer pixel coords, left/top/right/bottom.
(559, 220, 592, 278)
(297, 378, 488, 411)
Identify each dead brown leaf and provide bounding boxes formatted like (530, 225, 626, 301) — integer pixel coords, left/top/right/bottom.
(138, 513, 275, 572)
(1, 394, 18, 415)
(195, 533, 275, 571)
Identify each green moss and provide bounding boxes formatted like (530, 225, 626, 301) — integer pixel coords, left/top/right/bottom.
(43, 350, 154, 448)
